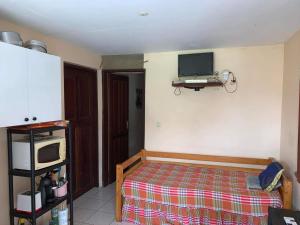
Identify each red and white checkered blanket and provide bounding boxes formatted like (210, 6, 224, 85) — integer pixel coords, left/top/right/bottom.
(122, 198, 269, 225)
(122, 162, 282, 217)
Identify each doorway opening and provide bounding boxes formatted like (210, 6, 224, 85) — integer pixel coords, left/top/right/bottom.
(102, 69, 145, 186)
(64, 63, 99, 198)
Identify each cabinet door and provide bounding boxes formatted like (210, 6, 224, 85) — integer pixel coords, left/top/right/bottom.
(0, 42, 29, 127)
(27, 51, 62, 123)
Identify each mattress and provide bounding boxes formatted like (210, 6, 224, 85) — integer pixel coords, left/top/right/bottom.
(122, 161, 282, 217)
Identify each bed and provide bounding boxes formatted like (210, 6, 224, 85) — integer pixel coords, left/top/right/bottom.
(115, 150, 292, 225)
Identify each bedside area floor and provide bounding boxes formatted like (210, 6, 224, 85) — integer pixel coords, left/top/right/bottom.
(74, 183, 133, 225)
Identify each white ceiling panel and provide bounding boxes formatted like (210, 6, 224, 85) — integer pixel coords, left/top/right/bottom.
(0, 0, 299, 54)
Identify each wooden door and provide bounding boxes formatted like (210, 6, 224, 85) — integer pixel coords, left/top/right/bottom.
(64, 63, 98, 198)
(103, 73, 129, 184)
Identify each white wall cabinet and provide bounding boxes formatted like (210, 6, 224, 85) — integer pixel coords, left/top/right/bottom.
(0, 42, 62, 127)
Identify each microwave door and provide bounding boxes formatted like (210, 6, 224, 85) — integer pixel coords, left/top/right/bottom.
(38, 143, 60, 163)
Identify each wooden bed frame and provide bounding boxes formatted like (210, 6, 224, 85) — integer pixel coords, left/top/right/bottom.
(115, 150, 293, 222)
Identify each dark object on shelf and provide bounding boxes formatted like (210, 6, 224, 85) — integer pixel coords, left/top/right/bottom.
(7, 120, 73, 225)
(268, 207, 300, 225)
(172, 80, 223, 91)
(38, 173, 55, 207)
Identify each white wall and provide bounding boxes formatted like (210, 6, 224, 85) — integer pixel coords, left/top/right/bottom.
(144, 45, 284, 159)
(280, 30, 300, 209)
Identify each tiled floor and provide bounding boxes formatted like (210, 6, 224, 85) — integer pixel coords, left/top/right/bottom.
(73, 183, 133, 225)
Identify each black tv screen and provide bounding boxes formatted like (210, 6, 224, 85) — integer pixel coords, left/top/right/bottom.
(178, 52, 214, 76)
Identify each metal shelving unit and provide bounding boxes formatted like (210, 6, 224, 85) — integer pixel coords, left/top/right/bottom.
(7, 121, 73, 225)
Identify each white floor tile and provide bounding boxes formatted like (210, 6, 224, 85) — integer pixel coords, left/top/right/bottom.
(76, 197, 108, 210)
(87, 211, 115, 225)
(99, 200, 115, 214)
(74, 207, 97, 223)
(74, 195, 90, 208)
(74, 222, 93, 225)
(88, 190, 114, 202)
(73, 184, 127, 225)
(81, 187, 102, 198)
(102, 185, 115, 194)
(110, 222, 134, 225)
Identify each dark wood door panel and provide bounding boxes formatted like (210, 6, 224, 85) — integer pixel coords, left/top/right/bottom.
(118, 135, 128, 164)
(73, 126, 79, 193)
(102, 69, 145, 187)
(77, 126, 93, 191)
(110, 76, 129, 136)
(77, 74, 92, 119)
(106, 74, 129, 184)
(64, 63, 99, 198)
(64, 68, 77, 121)
(108, 136, 128, 183)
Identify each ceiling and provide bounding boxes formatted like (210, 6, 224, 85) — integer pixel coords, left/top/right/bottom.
(0, 0, 300, 55)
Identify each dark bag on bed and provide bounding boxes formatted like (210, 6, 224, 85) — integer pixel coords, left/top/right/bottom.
(259, 162, 284, 192)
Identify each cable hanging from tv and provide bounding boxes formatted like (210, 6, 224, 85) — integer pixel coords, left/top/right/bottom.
(213, 70, 238, 94)
(220, 70, 238, 93)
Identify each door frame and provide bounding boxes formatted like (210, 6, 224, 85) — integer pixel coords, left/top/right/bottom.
(102, 69, 145, 186)
(64, 62, 99, 196)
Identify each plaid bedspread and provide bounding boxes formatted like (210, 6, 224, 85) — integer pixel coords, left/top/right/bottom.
(122, 198, 268, 225)
(122, 162, 282, 217)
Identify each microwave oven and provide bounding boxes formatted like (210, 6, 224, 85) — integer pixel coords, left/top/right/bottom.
(12, 135, 66, 170)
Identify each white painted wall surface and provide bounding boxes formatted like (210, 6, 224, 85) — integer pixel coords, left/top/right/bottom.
(144, 45, 284, 159)
(280, 30, 300, 209)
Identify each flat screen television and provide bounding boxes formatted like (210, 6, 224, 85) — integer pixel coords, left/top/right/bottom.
(178, 52, 214, 77)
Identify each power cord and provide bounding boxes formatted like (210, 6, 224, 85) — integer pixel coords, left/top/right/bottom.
(222, 71, 238, 93)
(174, 87, 181, 96)
(209, 71, 238, 93)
